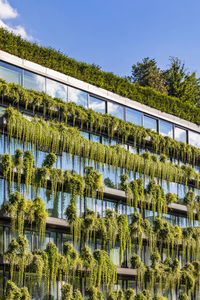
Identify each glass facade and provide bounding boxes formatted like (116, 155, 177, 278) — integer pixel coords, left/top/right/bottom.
(126, 107, 142, 126)
(1, 58, 200, 299)
(107, 102, 124, 120)
(1, 59, 200, 151)
(189, 130, 200, 148)
(68, 86, 88, 107)
(159, 120, 173, 138)
(143, 115, 157, 131)
(0, 61, 22, 84)
(24, 70, 45, 92)
(174, 126, 187, 143)
(46, 78, 68, 101)
(89, 96, 106, 113)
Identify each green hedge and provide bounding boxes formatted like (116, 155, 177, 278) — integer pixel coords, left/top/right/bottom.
(1, 29, 200, 125)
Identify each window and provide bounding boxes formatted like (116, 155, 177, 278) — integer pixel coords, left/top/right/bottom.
(24, 70, 45, 92)
(0, 107, 5, 117)
(46, 78, 68, 101)
(80, 131, 89, 140)
(126, 107, 142, 126)
(0, 61, 22, 84)
(174, 127, 187, 143)
(107, 102, 124, 120)
(89, 96, 105, 113)
(90, 134, 100, 143)
(68, 86, 88, 108)
(159, 120, 173, 138)
(189, 131, 200, 148)
(143, 115, 157, 131)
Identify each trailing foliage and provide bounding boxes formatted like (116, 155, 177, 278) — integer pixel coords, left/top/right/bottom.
(3, 108, 200, 191)
(1, 28, 200, 126)
(4, 192, 48, 240)
(4, 280, 31, 300)
(2, 79, 200, 168)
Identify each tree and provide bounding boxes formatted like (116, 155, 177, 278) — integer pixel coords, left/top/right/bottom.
(165, 57, 200, 106)
(130, 57, 168, 94)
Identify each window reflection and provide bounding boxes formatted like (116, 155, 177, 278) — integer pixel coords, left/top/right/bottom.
(24, 70, 45, 92)
(107, 102, 124, 120)
(90, 134, 100, 143)
(144, 115, 157, 131)
(0, 61, 22, 85)
(189, 131, 200, 148)
(159, 120, 173, 138)
(68, 86, 88, 108)
(126, 107, 142, 126)
(174, 127, 187, 143)
(80, 131, 89, 140)
(89, 96, 105, 113)
(46, 78, 68, 101)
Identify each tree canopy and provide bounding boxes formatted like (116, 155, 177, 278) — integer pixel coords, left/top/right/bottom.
(130, 57, 200, 106)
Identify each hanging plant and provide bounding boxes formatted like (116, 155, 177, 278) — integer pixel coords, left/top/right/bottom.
(62, 242, 81, 282)
(73, 289, 84, 300)
(118, 214, 131, 266)
(33, 197, 48, 241)
(4, 192, 26, 235)
(61, 283, 73, 300)
(131, 254, 146, 289)
(65, 201, 82, 246)
(129, 213, 145, 254)
(23, 150, 34, 191)
(1, 153, 13, 185)
(184, 191, 195, 225)
(104, 210, 118, 249)
(4, 108, 199, 191)
(84, 166, 103, 199)
(42, 152, 57, 169)
(93, 249, 117, 291)
(64, 170, 85, 201)
(124, 288, 136, 300)
(5, 235, 32, 284)
(4, 280, 31, 300)
(14, 148, 24, 189)
(82, 209, 98, 245)
(120, 174, 132, 205)
(86, 286, 105, 300)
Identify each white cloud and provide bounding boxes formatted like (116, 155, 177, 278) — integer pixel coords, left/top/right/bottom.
(0, 0, 33, 41)
(0, 0, 17, 19)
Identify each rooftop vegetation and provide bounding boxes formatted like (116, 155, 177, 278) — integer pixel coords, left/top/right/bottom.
(1, 28, 200, 125)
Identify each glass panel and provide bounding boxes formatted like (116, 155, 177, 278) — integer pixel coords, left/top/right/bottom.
(107, 102, 124, 120)
(90, 134, 100, 143)
(89, 96, 105, 113)
(174, 127, 187, 143)
(0, 106, 5, 117)
(144, 115, 157, 131)
(24, 70, 45, 92)
(102, 136, 110, 146)
(0, 61, 22, 84)
(68, 86, 88, 108)
(46, 78, 68, 101)
(126, 107, 142, 126)
(159, 120, 173, 138)
(189, 131, 200, 148)
(80, 131, 89, 140)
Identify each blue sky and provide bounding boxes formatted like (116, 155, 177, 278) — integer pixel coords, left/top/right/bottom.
(1, 0, 200, 77)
